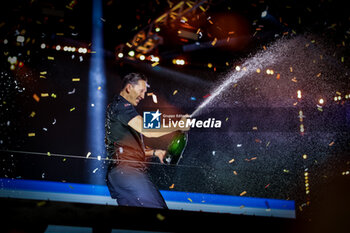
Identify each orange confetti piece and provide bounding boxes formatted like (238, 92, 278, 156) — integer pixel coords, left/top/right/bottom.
(169, 184, 175, 189)
(211, 37, 217, 46)
(240, 191, 247, 196)
(329, 141, 335, 146)
(233, 171, 238, 175)
(33, 94, 40, 102)
(276, 73, 280, 80)
(147, 92, 153, 96)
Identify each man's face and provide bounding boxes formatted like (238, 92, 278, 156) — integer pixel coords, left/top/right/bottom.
(127, 80, 147, 106)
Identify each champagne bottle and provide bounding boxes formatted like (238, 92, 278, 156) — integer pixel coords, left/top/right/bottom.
(164, 131, 188, 165)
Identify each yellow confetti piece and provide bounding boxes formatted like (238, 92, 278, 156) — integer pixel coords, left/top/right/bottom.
(51, 93, 57, 98)
(41, 93, 49, 97)
(341, 57, 344, 62)
(47, 152, 51, 156)
(72, 78, 80, 82)
(187, 198, 193, 202)
(47, 56, 54, 60)
(240, 205, 245, 209)
(40, 71, 47, 75)
(211, 37, 217, 46)
(336, 91, 341, 95)
(283, 169, 289, 173)
(225, 117, 229, 121)
(98, 86, 101, 90)
(70, 107, 76, 112)
(39, 75, 46, 79)
(173, 90, 178, 95)
(252, 126, 258, 130)
(240, 191, 247, 196)
(30, 111, 36, 117)
(233, 171, 237, 175)
(37, 201, 46, 207)
(152, 62, 159, 67)
(33, 94, 40, 102)
(28, 133, 35, 137)
(263, 45, 267, 50)
(63, 158, 67, 162)
(289, 67, 293, 72)
(69, 185, 74, 189)
(156, 213, 165, 221)
(229, 159, 235, 163)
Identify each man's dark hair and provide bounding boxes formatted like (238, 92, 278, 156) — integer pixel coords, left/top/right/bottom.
(121, 73, 148, 90)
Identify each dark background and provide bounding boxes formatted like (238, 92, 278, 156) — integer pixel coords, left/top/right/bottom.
(1, 0, 350, 222)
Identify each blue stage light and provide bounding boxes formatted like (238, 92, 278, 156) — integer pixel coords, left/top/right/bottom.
(86, 0, 106, 184)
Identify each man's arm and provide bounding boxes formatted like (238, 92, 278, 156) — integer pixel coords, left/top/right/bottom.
(128, 115, 189, 138)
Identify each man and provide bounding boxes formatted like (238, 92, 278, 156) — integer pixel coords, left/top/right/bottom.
(105, 72, 189, 208)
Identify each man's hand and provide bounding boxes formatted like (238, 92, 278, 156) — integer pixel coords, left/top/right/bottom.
(154, 149, 166, 164)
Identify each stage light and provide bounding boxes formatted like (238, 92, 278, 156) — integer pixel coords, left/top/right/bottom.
(40, 43, 46, 49)
(208, 63, 213, 68)
(256, 68, 261, 73)
(261, 10, 268, 18)
(10, 64, 15, 70)
(64, 46, 69, 51)
(86, 0, 107, 184)
(337, 96, 341, 101)
(4, 39, 8, 44)
(155, 27, 160, 32)
(235, 66, 241, 71)
(117, 52, 123, 58)
(7, 56, 17, 64)
(128, 50, 135, 57)
(18, 61, 24, 68)
(334, 96, 338, 101)
(318, 98, 324, 105)
(56, 45, 61, 51)
(139, 55, 145, 60)
(71, 47, 76, 52)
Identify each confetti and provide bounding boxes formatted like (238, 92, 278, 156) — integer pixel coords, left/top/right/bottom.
(28, 133, 35, 137)
(229, 159, 235, 163)
(156, 213, 165, 221)
(47, 56, 54, 60)
(72, 78, 80, 82)
(86, 152, 91, 158)
(190, 97, 196, 101)
(92, 168, 99, 173)
(33, 94, 40, 102)
(187, 198, 193, 202)
(203, 94, 211, 98)
(47, 152, 51, 156)
(233, 171, 238, 175)
(240, 191, 247, 196)
(152, 94, 158, 103)
(265, 184, 270, 189)
(329, 141, 335, 146)
(173, 90, 178, 95)
(70, 107, 76, 112)
(151, 62, 159, 67)
(68, 88, 76, 94)
(169, 183, 174, 189)
(52, 118, 56, 125)
(37, 201, 46, 207)
(147, 92, 153, 96)
(240, 205, 245, 209)
(211, 37, 217, 46)
(29, 111, 36, 117)
(41, 93, 49, 97)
